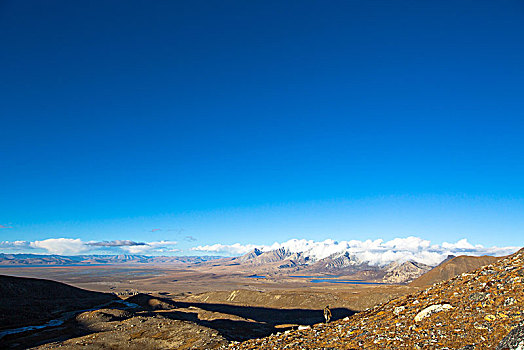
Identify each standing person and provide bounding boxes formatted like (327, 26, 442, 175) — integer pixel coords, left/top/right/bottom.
(323, 305, 331, 323)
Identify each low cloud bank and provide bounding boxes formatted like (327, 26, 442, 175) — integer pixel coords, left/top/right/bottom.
(2, 236, 519, 264)
(87, 240, 146, 247)
(191, 237, 520, 266)
(0, 238, 178, 255)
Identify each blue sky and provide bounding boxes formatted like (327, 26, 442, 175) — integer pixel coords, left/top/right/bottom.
(1, 1, 523, 256)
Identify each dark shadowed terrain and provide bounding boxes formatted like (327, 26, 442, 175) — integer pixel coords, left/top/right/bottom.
(0, 250, 515, 349)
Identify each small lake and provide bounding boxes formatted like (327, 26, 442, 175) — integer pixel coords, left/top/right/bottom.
(290, 275, 341, 278)
(243, 274, 384, 285)
(309, 279, 385, 285)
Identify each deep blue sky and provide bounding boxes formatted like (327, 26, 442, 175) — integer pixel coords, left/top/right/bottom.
(1, 0, 523, 253)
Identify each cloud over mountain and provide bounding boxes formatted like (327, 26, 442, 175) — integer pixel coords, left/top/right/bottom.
(1, 236, 518, 263)
(29, 238, 89, 255)
(0, 238, 178, 255)
(191, 243, 262, 256)
(120, 240, 179, 254)
(87, 240, 146, 247)
(191, 236, 519, 266)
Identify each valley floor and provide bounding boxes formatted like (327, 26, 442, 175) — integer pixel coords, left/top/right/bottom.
(0, 265, 416, 349)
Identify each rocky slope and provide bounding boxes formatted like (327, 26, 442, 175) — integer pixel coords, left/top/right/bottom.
(33, 312, 229, 350)
(383, 261, 433, 284)
(305, 251, 370, 272)
(235, 248, 263, 263)
(235, 248, 293, 265)
(229, 247, 524, 349)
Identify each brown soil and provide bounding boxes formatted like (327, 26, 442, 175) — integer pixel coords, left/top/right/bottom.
(0, 267, 416, 349)
(34, 314, 229, 350)
(230, 248, 524, 349)
(410, 254, 501, 287)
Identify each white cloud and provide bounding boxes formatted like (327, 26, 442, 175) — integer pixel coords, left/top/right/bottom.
(87, 240, 145, 247)
(1, 236, 519, 265)
(191, 243, 261, 255)
(147, 240, 178, 247)
(0, 238, 178, 256)
(121, 245, 153, 254)
(0, 240, 31, 249)
(191, 236, 520, 266)
(29, 238, 89, 255)
(119, 240, 179, 254)
(441, 238, 477, 250)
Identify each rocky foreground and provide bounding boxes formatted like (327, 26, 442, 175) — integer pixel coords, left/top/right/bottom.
(2, 249, 522, 349)
(34, 310, 228, 350)
(229, 248, 524, 349)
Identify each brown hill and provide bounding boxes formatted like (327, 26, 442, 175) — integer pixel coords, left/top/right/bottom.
(230, 247, 524, 349)
(410, 254, 501, 287)
(0, 274, 117, 331)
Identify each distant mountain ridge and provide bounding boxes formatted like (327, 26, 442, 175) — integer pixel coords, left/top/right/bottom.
(2, 249, 503, 286)
(231, 246, 502, 285)
(231, 247, 437, 284)
(383, 260, 433, 284)
(0, 253, 221, 266)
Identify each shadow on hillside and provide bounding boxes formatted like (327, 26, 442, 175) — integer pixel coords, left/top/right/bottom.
(154, 300, 356, 341)
(1, 315, 98, 350)
(174, 300, 354, 324)
(125, 293, 356, 341)
(0, 294, 357, 348)
(153, 310, 280, 341)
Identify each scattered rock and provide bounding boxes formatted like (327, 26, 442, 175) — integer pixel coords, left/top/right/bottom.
(504, 297, 516, 306)
(414, 304, 453, 322)
(496, 324, 524, 350)
(469, 292, 489, 301)
(459, 345, 476, 350)
(394, 306, 405, 315)
(34, 316, 228, 349)
(229, 248, 524, 349)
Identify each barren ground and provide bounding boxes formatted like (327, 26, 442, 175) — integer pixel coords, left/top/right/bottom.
(0, 265, 417, 349)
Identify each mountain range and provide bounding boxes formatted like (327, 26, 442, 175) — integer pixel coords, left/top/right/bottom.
(222, 246, 512, 285)
(0, 253, 221, 266)
(1, 247, 508, 286)
(204, 247, 435, 284)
